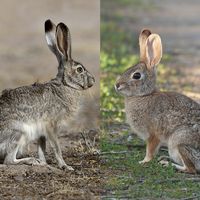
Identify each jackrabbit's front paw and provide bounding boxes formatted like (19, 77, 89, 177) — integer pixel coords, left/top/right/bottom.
(26, 157, 45, 166)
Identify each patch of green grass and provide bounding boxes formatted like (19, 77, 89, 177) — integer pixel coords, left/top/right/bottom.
(101, 133, 200, 199)
(100, 51, 138, 122)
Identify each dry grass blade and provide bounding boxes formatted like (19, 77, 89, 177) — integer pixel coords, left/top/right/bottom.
(80, 131, 100, 155)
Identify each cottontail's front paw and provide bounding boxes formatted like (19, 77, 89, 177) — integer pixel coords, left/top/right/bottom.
(157, 155, 170, 162)
(159, 160, 169, 167)
(158, 156, 171, 167)
(139, 157, 151, 164)
(60, 164, 74, 171)
(139, 160, 147, 164)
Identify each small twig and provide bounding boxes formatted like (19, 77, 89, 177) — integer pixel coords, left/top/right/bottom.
(100, 150, 133, 155)
(80, 131, 100, 154)
(80, 131, 93, 152)
(181, 194, 200, 200)
(101, 195, 132, 199)
(108, 141, 146, 149)
(156, 177, 200, 184)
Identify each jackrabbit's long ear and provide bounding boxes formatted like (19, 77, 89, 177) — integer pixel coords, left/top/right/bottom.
(145, 34, 162, 69)
(56, 23, 72, 61)
(139, 29, 151, 62)
(45, 19, 61, 61)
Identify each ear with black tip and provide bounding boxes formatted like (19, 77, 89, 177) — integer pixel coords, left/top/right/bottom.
(56, 23, 72, 61)
(45, 19, 62, 62)
(139, 29, 151, 62)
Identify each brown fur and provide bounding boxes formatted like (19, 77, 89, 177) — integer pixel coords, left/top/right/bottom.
(115, 29, 200, 173)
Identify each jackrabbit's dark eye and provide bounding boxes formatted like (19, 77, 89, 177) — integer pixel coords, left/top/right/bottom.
(132, 72, 141, 80)
(76, 66, 83, 73)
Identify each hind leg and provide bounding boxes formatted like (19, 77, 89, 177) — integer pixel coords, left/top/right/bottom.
(168, 144, 196, 173)
(4, 133, 44, 166)
(176, 144, 196, 173)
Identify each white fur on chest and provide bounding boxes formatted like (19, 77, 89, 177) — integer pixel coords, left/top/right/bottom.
(14, 121, 47, 142)
(125, 104, 150, 141)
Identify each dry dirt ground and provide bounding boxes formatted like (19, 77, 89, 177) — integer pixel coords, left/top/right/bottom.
(0, 1, 100, 199)
(0, 131, 102, 199)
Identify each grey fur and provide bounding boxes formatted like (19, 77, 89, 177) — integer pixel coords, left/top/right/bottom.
(116, 29, 200, 173)
(0, 19, 94, 170)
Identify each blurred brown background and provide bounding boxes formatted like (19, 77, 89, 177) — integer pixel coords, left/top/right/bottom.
(0, 0, 100, 130)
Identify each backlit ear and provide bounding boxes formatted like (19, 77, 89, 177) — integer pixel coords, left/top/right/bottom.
(145, 34, 162, 69)
(139, 29, 151, 62)
(45, 19, 61, 61)
(56, 23, 72, 61)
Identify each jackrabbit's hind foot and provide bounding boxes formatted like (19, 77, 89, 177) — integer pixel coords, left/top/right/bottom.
(4, 157, 46, 166)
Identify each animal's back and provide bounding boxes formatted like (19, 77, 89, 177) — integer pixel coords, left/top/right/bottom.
(125, 91, 200, 140)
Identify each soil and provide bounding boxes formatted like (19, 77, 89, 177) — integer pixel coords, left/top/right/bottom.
(0, 130, 102, 200)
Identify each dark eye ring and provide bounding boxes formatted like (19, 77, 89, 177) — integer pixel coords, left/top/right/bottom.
(132, 72, 141, 80)
(77, 66, 83, 73)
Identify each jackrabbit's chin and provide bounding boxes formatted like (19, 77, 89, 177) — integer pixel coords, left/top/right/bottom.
(67, 81, 94, 91)
(64, 81, 83, 90)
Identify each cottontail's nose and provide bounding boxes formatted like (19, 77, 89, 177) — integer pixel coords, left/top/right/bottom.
(116, 82, 120, 89)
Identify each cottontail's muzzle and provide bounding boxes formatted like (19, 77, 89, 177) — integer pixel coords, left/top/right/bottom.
(115, 82, 126, 92)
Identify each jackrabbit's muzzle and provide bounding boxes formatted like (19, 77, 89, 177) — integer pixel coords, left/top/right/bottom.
(84, 74, 95, 89)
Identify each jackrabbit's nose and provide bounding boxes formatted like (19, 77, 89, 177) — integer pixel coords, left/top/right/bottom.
(88, 76, 95, 88)
(91, 77, 95, 83)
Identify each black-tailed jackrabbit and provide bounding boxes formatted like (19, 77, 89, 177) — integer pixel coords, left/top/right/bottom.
(115, 29, 200, 173)
(0, 19, 94, 170)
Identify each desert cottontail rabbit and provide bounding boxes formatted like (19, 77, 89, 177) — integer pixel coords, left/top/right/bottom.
(0, 19, 94, 170)
(115, 29, 200, 173)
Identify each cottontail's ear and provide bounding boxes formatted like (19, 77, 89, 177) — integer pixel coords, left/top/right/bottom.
(45, 19, 62, 61)
(56, 23, 72, 61)
(145, 34, 162, 69)
(139, 29, 151, 62)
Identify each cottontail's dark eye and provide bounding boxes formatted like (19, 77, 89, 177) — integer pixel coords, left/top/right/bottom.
(76, 66, 83, 73)
(132, 72, 141, 80)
